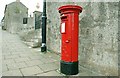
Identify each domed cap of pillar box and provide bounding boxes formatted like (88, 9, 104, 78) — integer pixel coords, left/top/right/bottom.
(58, 5, 82, 14)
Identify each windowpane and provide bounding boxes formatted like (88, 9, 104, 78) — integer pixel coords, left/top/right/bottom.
(23, 18, 27, 24)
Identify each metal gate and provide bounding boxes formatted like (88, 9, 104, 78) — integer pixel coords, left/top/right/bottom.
(35, 14, 41, 30)
(35, 19, 41, 29)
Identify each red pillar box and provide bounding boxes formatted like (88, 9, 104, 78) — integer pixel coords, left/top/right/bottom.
(58, 5, 82, 75)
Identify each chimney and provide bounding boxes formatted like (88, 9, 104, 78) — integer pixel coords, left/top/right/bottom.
(35, 3, 40, 11)
(16, 0, 20, 2)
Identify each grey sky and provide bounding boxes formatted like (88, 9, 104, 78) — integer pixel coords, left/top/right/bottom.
(0, 0, 43, 21)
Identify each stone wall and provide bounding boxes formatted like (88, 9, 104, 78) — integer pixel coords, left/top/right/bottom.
(20, 17, 34, 31)
(18, 15, 42, 48)
(46, 2, 118, 75)
(19, 29, 41, 48)
(118, 1, 120, 75)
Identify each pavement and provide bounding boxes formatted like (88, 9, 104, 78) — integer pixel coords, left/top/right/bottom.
(1, 28, 99, 76)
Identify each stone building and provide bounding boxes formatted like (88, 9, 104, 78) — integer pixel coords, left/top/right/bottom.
(3, 0, 42, 34)
(3, 0, 28, 33)
(46, 2, 119, 76)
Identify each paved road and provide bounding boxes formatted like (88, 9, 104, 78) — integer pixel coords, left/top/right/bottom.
(2, 29, 98, 76)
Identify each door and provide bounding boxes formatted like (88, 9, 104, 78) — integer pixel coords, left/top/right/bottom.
(61, 15, 72, 62)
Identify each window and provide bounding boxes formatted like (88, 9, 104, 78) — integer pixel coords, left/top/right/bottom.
(23, 18, 27, 24)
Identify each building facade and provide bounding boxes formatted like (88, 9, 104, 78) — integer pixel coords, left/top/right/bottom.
(4, 0, 28, 33)
(46, 2, 118, 75)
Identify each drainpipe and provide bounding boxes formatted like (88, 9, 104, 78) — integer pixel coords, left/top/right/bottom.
(41, 0, 47, 52)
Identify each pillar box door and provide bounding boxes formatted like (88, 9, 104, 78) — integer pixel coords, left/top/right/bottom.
(58, 5, 82, 75)
(61, 14, 72, 62)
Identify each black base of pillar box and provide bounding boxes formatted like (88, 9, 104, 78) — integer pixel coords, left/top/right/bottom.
(60, 60, 79, 75)
(41, 45, 47, 52)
